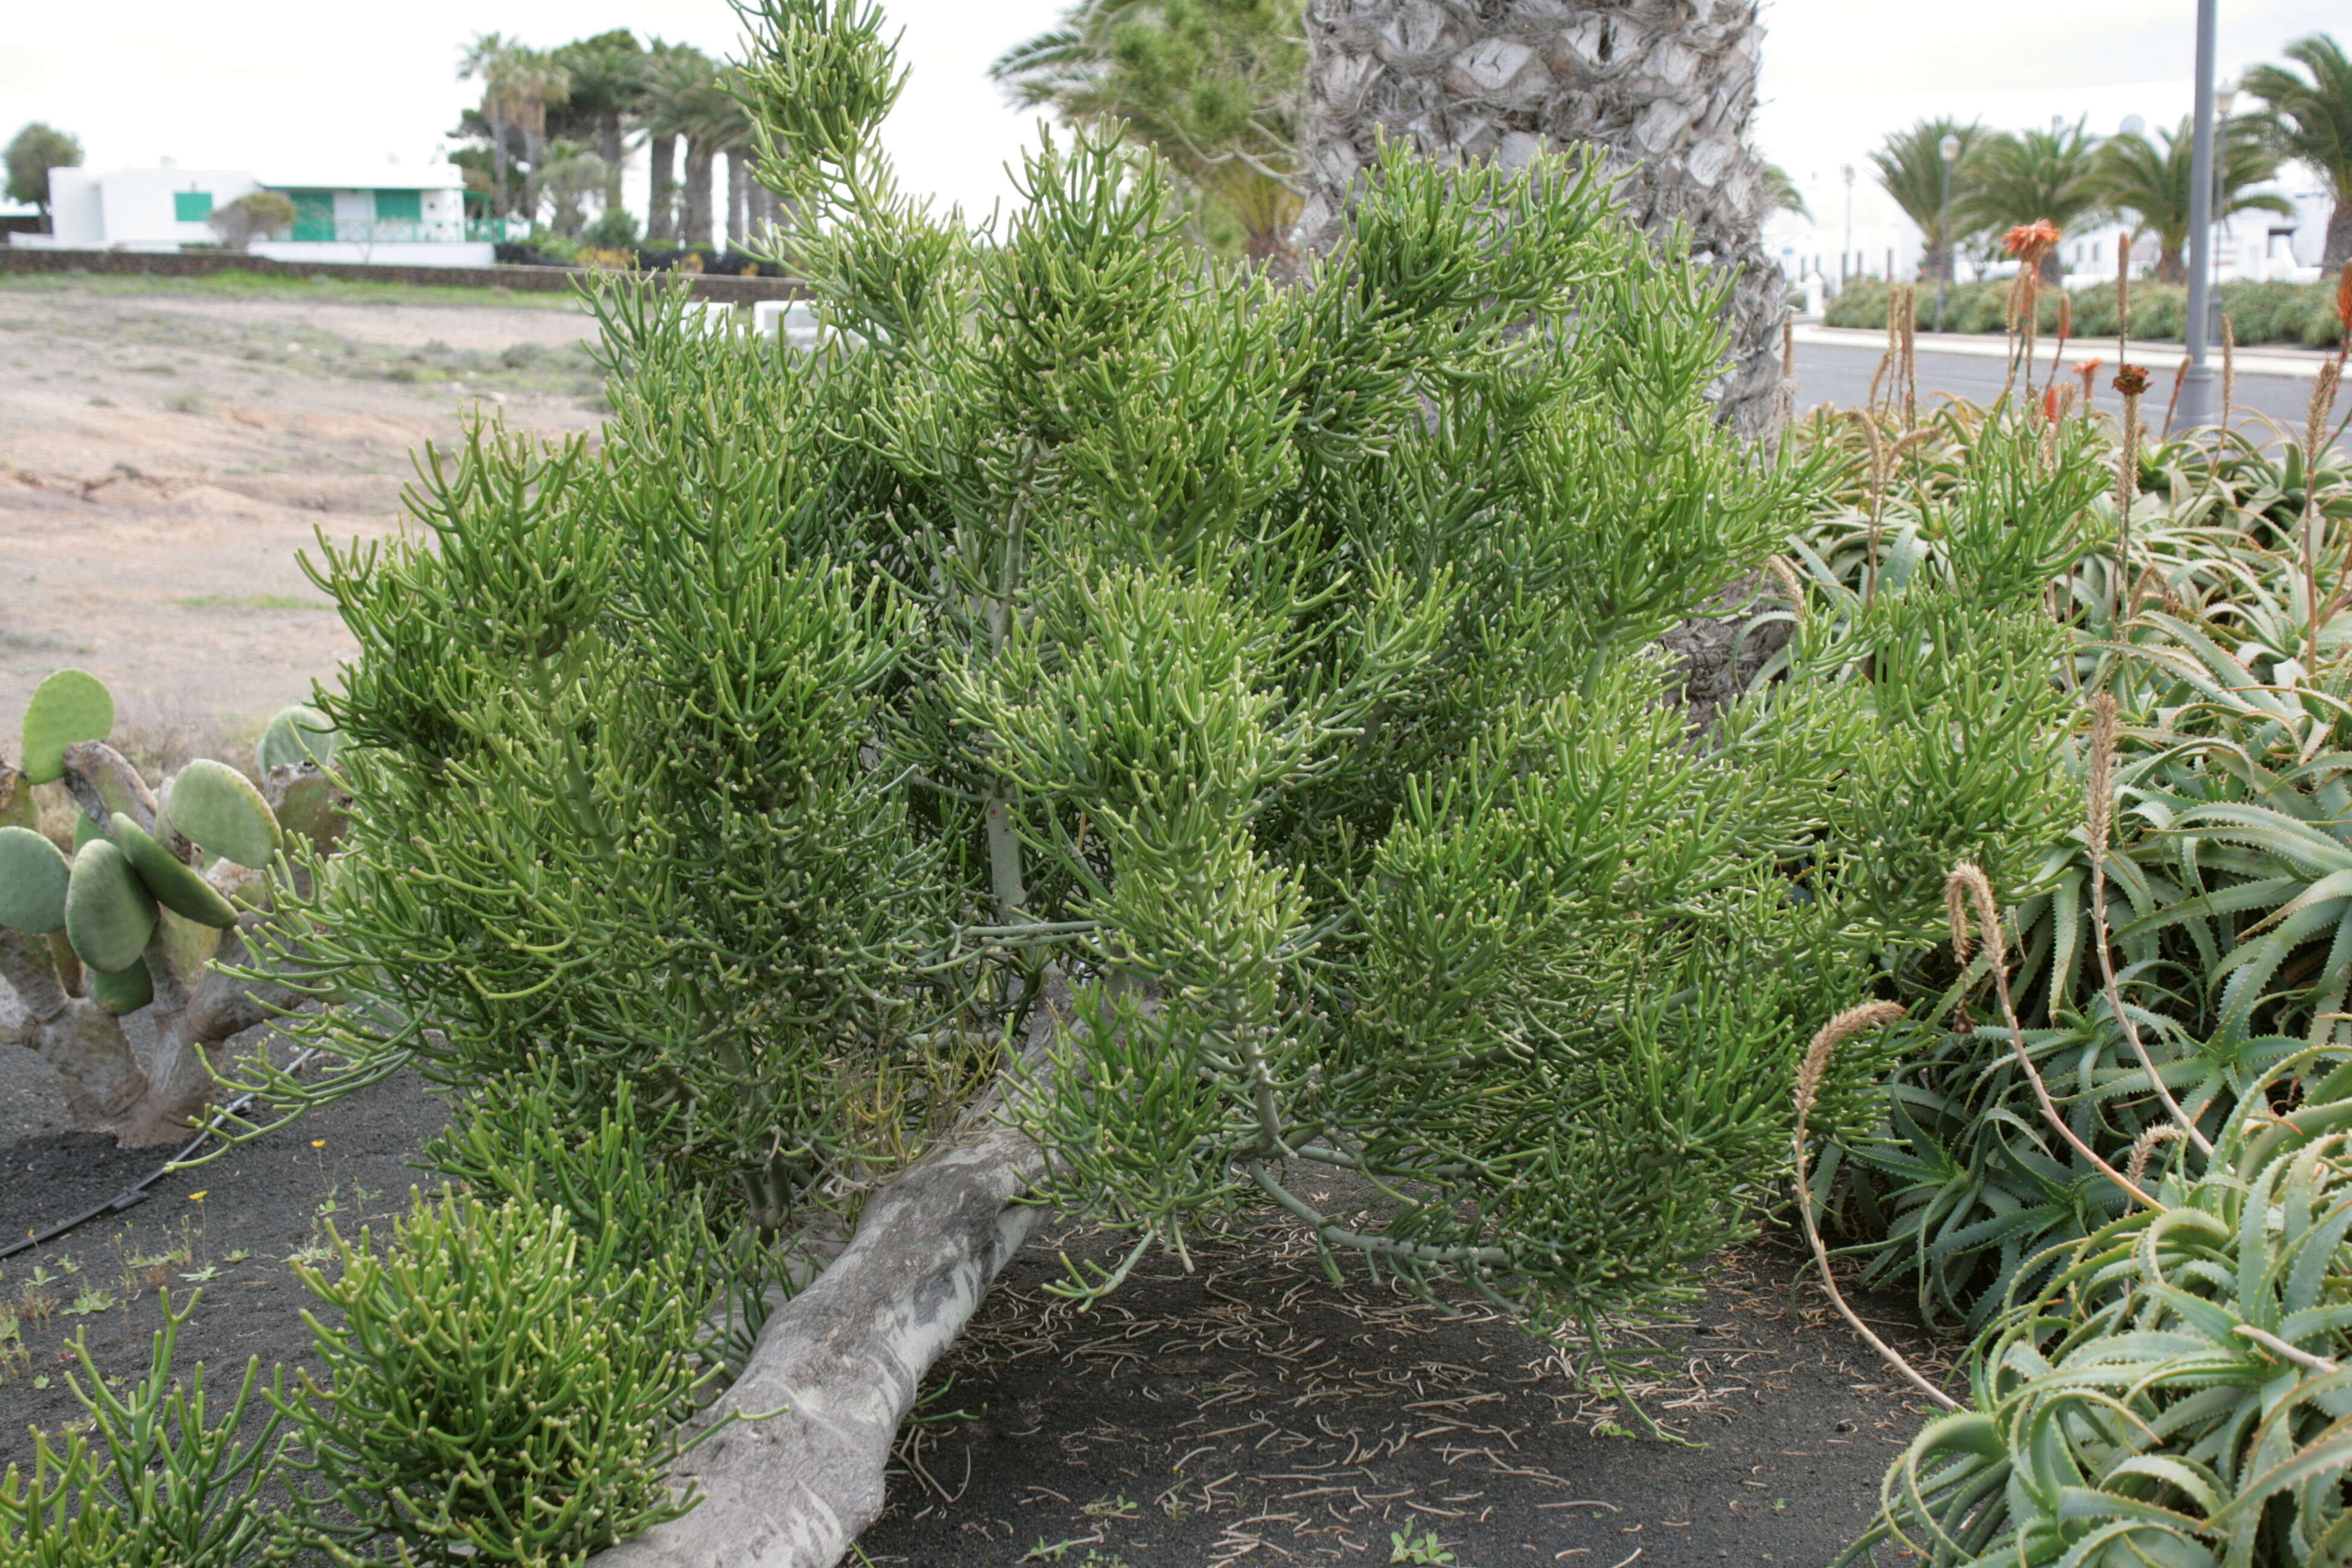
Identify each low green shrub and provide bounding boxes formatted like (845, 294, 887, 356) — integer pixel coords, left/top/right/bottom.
(1826, 276, 2341, 347)
(273, 1189, 716, 1567)
(416, 1070, 786, 1374)
(0, 1295, 286, 1568)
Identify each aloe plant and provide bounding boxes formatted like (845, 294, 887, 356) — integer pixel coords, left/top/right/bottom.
(1840, 1047, 2352, 1566)
(0, 670, 344, 1145)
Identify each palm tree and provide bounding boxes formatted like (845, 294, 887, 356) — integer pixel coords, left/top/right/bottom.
(550, 31, 644, 218)
(1952, 120, 2104, 281)
(2091, 116, 2291, 283)
(644, 44, 719, 247)
(995, 0, 1304, 261)
(1869, 119, 1985, 282)
(1295, 0, 1789, 436)
(1762, 163, 1809, 221)
(459, 36, 570, 223)
(508, 51, 571, 225)
(2244, 33, 2352, 270)
(459, 33, 521, 217)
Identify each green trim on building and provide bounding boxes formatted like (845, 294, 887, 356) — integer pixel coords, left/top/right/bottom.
(172, 191, 213, 223)
(283, 190, 335, 243)
(372, 189, 422, 223)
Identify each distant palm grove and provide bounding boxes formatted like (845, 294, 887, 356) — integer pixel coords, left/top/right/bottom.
(383, 18, 2352, 286)
(1866, 31, 2351, 281)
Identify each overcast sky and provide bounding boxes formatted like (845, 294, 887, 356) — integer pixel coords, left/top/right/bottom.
(2, 0, 2345, 221)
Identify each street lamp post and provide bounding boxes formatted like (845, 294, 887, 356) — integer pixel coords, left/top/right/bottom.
(2177, 0, 2221, 429)
(1936, 132, 1961, 332)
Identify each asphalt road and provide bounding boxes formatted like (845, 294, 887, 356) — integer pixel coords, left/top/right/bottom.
(1792, 341, 2330, 437)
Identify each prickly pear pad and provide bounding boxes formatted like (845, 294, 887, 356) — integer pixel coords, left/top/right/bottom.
(87, 958, 155, 1016)
(65, 836, 157, 973)
(258, 704, 340, 774)
(0, 824, 72, 933)
(169, 759, 283, 871)
(113, 811, 240, 929)
(19, 668, 114, 785)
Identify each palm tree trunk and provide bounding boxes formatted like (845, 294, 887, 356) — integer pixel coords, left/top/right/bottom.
(648, 132, 677, 243)
(520, 129, 543, 229)
(601, 112, 627, 214)
(489, 113, 511, 219)
(684, 139, 715, 253)
(2326, 197, 2351, 272)
(727, 148, 749, 249)
(1296, 0, 1789, 440)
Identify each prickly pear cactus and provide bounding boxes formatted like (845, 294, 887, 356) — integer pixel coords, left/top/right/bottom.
(0, 669, 347, 1142)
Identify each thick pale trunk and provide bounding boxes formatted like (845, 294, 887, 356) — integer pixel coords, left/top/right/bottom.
(727, 149, 749, 249)
(649, 133, 678, 243)
(2, 919, 301, 1146)
(684, 140, 715, 253)
(1295, 0, 1790, 440)
(601, 113, 628, 214)
(590, 1073, 1046, 1567)
(2325, 197, 2350, 273)
(489, 115, 512, 219)
(523, 130, 547, 229)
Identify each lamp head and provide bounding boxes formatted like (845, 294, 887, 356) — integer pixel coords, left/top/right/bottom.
(1939, 133, 1961, 161)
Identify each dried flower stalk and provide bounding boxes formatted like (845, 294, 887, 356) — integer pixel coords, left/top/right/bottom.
(2085, 691, 2212, 1155)
(2302, 361, 2345, 670)
(1789, 1001, 1956, 1410)
(1945, 863, 2165, 1210)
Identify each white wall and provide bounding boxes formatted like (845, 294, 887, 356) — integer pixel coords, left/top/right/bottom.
(247, 240, 494, 267)
(93, 168, 261, 247)
(44, 168, 104, 245)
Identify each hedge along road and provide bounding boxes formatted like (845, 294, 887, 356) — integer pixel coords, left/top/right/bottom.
(1789, 325, 2338, 438)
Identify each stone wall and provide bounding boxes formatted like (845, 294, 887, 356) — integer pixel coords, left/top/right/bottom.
(0, 246, 801, 303)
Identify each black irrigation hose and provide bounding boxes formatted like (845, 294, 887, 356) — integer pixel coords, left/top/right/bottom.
(2, 1048, 317, 1261)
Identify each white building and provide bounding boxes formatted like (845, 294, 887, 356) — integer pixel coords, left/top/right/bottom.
(10, 163, 517, 267)
(1765, 157, 2337, 313)
(2056, 178, 2331, 287)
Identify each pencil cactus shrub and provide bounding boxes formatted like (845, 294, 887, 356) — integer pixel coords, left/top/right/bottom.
(272, 1188, 719, 1568)
(0, 669, 346, 1145)
(248, 1, 2084, 1445)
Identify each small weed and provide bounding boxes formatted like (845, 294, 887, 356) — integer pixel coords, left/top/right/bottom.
(1391, 1531, 1455, 1566)
(165, 392, 211, 415)
(125, 1243, 192, 1272)
(87, 394, 113, 407)
(178, 1263, 226, 1283)
(224, 1249, 252, 1264)
(285, 1237, 333, 1267)
(64, 1287, 119, 1317)
(1080, 1494, 1137, 1519)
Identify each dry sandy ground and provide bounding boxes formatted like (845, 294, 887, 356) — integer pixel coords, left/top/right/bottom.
(0, 283, 605, 740)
